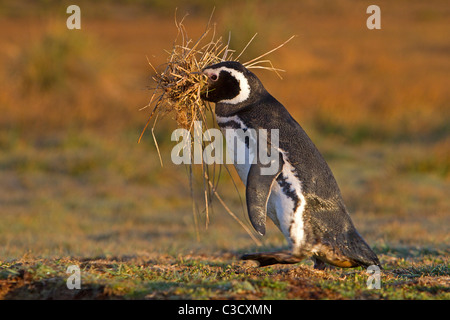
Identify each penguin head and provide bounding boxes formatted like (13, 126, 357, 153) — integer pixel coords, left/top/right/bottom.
(201, 61, 265, 105)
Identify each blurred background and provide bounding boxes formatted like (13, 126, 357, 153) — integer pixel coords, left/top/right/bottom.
(0, 0, 448, 261)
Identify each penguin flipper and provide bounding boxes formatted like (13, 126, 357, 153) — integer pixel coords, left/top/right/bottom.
(246, 153, 283, 236)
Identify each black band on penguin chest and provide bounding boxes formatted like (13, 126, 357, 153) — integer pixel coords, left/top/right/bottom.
(218, 120, 250, 148)
(218, 120, 243, 130)
(277, 173, 300, 212)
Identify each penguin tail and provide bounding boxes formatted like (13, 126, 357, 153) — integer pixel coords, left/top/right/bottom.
(316, 229, 382, 269)
(340, 230, 382, 269)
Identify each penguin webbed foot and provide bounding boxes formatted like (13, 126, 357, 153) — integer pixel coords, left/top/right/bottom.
(241, 251, 301, 267)
(311, 256, 339, 270)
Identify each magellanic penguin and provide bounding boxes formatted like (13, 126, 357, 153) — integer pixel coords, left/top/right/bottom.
(201, 61, 381, 269)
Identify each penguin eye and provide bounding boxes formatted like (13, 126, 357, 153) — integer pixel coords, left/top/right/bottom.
(209, 74, 218, 81)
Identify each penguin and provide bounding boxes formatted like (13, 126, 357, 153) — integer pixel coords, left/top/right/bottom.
(201, 61, 381, 269)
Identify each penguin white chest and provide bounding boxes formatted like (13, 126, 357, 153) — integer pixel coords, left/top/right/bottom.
(267, 159, 306, 249)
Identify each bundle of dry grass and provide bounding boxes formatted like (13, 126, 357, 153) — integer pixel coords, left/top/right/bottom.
(139, 12, 294, 144)
(139, 12, 294, 243)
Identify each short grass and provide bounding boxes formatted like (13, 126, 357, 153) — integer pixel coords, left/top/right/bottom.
(0, 0, 449, 300)
(1, 251, 448, 299)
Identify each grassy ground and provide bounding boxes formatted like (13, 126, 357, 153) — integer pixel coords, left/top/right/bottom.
(0, 252, 448, 299)
(0, 1, 449, 299)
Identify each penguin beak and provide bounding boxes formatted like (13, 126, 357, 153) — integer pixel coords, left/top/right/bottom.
(202, 69, 212, 77)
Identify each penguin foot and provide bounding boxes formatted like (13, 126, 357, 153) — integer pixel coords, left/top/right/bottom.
(312, 257, 327, 270)
(312, 257, 336, 270)
(241, 251, 302, 267)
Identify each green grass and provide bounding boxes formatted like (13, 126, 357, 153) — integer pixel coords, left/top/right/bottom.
(1, 252, 448, 299)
